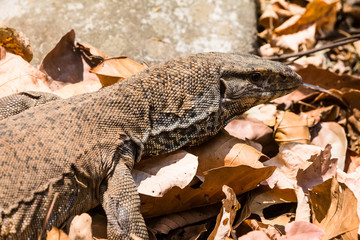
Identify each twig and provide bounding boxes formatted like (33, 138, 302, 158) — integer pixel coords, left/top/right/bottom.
(38, 192, 59, 240)
(266, 34, 360, 61)
(300, 83, 349, 108)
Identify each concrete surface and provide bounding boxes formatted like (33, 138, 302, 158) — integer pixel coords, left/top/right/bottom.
(0, 0, 257, 66)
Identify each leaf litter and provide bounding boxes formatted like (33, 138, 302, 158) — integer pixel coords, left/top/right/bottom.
(1, 0, 360, 238)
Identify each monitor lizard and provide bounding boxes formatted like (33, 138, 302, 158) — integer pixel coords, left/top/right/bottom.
(0, 52, 301, 239)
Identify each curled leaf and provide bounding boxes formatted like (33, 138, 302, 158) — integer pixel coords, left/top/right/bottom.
(0, 25, 33, 62)
(90, 57, 147, 87)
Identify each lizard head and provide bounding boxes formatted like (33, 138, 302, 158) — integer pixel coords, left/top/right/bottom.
(217, 53, 302, 115)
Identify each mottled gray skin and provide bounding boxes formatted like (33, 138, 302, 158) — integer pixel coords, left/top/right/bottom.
(0, 52, 301, 239)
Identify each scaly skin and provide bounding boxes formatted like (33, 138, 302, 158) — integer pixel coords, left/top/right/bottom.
(0, 91, 60, 121)
(0, 52, 301, 239)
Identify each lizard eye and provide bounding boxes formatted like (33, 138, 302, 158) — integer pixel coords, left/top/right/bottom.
(250, 72, 261, 83)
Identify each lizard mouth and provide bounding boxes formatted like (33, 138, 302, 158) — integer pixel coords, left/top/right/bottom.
(261, 85, 299, 94)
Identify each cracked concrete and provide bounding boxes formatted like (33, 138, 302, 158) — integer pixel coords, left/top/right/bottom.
(0, 0, 257, 66)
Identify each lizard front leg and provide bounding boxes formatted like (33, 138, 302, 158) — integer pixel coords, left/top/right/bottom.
(100, 160, 148, 240)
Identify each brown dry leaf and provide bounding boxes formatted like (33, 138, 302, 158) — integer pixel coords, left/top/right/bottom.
(158, 223, 208, 240)
(132, 150, 198, 197)
(208, 186, 240, 240)
(90, 57, 147, 87)
(46, 227, 69, 240)
(188, 131, 269, 177)
(69, 213, 92, 240)
(337, 168, 360, 234)
(274, 111, 310, 145)
(345, 148, 360, 173)
(263, 143, 323, 189)
(259, 0, 339, 54)
(244, 104, 277, 127)
(225, 118, 277, 155)
(296, 145, 338, 193)
(301, 105, 340, 127)
(39, 30, 101, 91)
(225, 118, 274, 143)
(0, 25, 33, 62)
(259, 0, 305, 30)
(342, 88, 360, 109)
(137, 132, 274, 217)
(0, 47, 52, 97)
(259, 6, 279, 30)
(146, 203, 220, 235)
(139, 164, 275, 218)
(274, 0, 339, 36)
(311, 122, 347, 170)
(309, 177, 359, 239)
(347, 110, 360, 154)
(240, 220, 281, 239)
(54, 81, 102, 99)
(273, 23, 316, 52)
(297, 65, 360, 91)
(248, 186, 297, 224)
(341, 89, 360, 153)
(90, 214, 107, 240)
(273, 84, 316, 104)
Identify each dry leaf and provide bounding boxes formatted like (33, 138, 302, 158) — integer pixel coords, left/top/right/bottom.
(244, 104, 278, 127)
(347, 111, 360, 154)
(345, 148, 360, 173)
(259, 0, 340, 54)
(39, 30, 101, 91)
(208, 186, 240, 240)
(263, 143, 323, 188)
(311, 122, 347, 170)
(225, 118, 276, 156)
(274, 0, 339, 36)
(0, 47, 52, 97)
(146, 203, 220, 235)
(240, 220, 281, 239)
(294, 185, 311, 222)
(46, 227, 69, 240)
(337, 168, 360, 234)
(342, 88, 360, 109)
(301, 105, 340, 126)
(273, 23, 316, 52)
(90, 214, 107, 240)
(132, 150, 198, 197)
(139, 164, 275, 218)
(248, 186, 297, 224)
(188, 131, 269, 178)
(296, 145, 338, 193)
(54, 81, 102, 99)
(296, 65, 360, 91)
(0, 25, 33, 62)
(274, 111, 310, 145)
(309, 177, 359, 239)
(90, 57, 147, 87)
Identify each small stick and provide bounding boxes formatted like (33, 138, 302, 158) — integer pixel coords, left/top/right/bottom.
(38, 192, 59, 240)
(266, 34, 360, 61)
